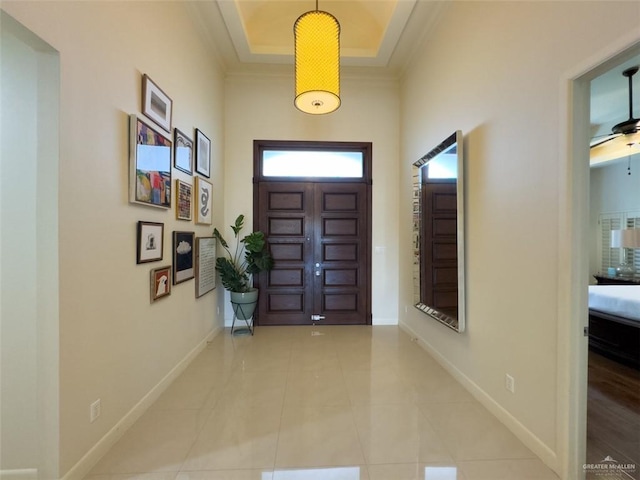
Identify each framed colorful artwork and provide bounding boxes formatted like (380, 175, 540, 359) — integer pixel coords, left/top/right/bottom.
(150, 265, 171, 302)
(174, 128, 193, 175)
(142, 74, 172, 132)
(173, 231, 195, 285)
(175, 180, 192, 221)
(194, 177, 213, 225)
(195, 128, 211, 177)
(129, 114, 172, 209)
(136, 221, 164, 264)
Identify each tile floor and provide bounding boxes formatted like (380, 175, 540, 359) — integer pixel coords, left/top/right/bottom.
(85, 325, 560, 480)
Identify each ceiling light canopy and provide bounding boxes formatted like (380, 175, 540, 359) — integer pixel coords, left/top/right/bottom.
(294, 6, 340, 115)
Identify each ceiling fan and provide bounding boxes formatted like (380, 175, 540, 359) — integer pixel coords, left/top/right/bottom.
(590, 65, 640, 165)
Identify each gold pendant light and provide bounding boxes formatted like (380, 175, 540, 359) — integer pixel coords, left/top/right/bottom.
(294, 2, 340, 115)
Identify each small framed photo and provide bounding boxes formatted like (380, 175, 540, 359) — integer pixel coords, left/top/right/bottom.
(195, 177, 213, 225)
(195, 129, 211, 178)
(150, 265, 171, 302)
(142, 74, 172, 132)
(129, 114, 172, 209)
(173, 231, 195, 285)
(176, 179, 192, 221)
(137, 221, 164, 264)
(174, 128, 193, 175)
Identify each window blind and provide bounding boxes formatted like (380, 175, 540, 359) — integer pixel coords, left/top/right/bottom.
(599, 213, 623, 272)
(626, 213, 640, 273)
(599, 211, 640, 273)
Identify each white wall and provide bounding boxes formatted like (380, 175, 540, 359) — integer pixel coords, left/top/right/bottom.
(591, 156, 640, 213)
(1, 19, 40, 474)
(0, 2, 225, 477)
(589, 155, 640, 276)
(399, 1, 640, 477)
(224, 73, 400, 325)
(1, 12, 60, 478)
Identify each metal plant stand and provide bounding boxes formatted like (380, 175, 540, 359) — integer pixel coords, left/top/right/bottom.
(230, 300, 254, 336)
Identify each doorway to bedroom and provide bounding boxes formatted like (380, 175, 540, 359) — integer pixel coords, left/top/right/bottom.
(585, 53, 640, 473)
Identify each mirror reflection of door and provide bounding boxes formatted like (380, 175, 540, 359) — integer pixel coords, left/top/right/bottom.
(412, 130, 465, 332)
(421, 177, 458, 319)
(253, 141, 372, 326)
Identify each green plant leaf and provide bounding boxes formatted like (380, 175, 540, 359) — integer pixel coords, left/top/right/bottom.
(231, 214, 244, 237)
(242, 231, 266, 252)
(212, 228, 228, 249)
(215, 257, 249, 292)
(245, 249, 274, 274)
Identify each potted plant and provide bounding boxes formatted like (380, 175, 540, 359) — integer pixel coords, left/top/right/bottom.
(213, 214, 274, 323)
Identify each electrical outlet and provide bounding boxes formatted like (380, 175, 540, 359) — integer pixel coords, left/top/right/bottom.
(505, 374, 515, 393)
(90, 399, 101, 423)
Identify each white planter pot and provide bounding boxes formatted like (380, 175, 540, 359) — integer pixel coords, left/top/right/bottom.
(230, 288, 259, 320)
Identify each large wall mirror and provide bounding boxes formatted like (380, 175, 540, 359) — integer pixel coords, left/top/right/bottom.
(412, 131, 466, 332)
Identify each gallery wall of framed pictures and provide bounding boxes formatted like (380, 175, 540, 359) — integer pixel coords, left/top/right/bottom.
(130, 73, 217, 302)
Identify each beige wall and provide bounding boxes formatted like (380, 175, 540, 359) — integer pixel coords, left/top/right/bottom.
(399, 1, 640, 476)
(4, 0, 640, 478)
(1, 2, 225, 476)
(223, 74, 401, 325)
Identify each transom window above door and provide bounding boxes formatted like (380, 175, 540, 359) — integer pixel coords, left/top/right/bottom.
(255, 140, 371, 182)
(263, 150, 363, 178)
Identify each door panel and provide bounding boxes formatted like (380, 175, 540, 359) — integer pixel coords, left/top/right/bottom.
(257, 182, 313, 325)
(314, 182, 367, 324)
(256, 181, 370, 325)
(422, 181, 457, 318)
(270, 243, 304, 261)
(269, 218, 305, 235)
(268, 191, 304, 210)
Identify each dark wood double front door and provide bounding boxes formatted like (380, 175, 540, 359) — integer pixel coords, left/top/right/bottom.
(254, 181, 371, 326)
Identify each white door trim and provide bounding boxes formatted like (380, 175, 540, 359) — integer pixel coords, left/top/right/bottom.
(558, 33, 640, 480)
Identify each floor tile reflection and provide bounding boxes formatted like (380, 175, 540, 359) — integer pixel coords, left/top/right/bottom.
(84, 326, 558, 480)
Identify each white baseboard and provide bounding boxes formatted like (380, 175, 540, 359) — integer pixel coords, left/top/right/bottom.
(61, 327, 222, 480)
(399, 322, 559, 474)
(0, 469, 38, 480)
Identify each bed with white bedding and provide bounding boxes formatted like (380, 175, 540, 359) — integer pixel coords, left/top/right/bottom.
(588, 285, 640, 368)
